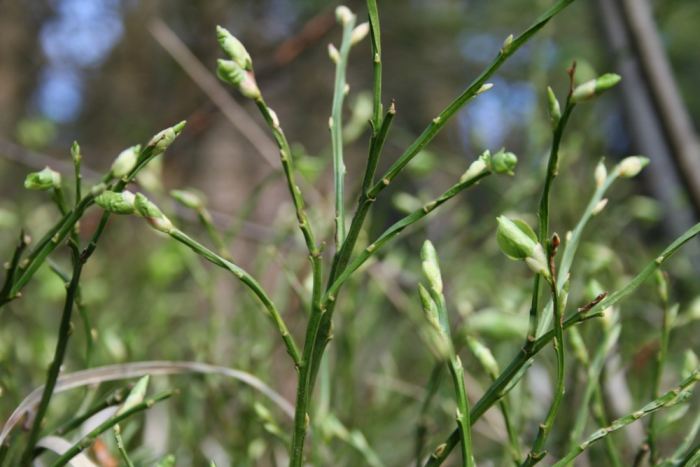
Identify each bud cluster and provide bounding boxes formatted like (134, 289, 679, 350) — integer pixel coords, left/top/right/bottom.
(24, 167, 61, 191)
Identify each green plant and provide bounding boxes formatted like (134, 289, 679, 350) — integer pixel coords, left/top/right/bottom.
(1, 0, 699, 466)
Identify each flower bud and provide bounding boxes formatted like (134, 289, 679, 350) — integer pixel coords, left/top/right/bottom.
(616, 155, 649, 178)
(351, 22, 370, 45)
(591, 198, 608, 215)
(571, 73, 621, 103)
(476, 83, 493, 95)
(24, 167, 61, 191)
(327, 43, 340, 64)
(71, 141, 81, 164)
(170, 189, 204, 210)
(547, 86, 561, 128)
(460, 157, 487, 183)
(682, 350, 699, 379)
(594, 161, 607, 187)
(134, 193, 174, 234)
(216, 26, 252, 71)
(418, 284, 451, 360)
(489, 149, 517, 175)
(466, 336, 499, 377)
(217, 59, 261, 100)
(335, 5, 354, 25)
(95, 190, 136, 215)
(496, 216, 537, 260)
(524, 243, 550, 278)
(421, 240, 443, 294)
(110, 145, 140, 178)
(501, 34, 514, 54)
(148, 121, 186, 156)
(497, 216, 550, 279)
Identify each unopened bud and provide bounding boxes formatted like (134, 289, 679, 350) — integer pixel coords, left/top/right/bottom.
(594, 161, 607, 187)
(476, 83, 494, 95)
(328, 43, 340, 64)
(525, 243, 550, 279)
(148, 121, 186, 156)
(421, 240, 443, 294)
(24, 167, 61, 191)
(460, 158, 487, 183)
(216, 26, 252, 71)
(111, 145, 140, 178)
(71, 141, 81, 164)
(351, 22, 370, 45)
(547, 86, 561, 128)
(592, 198, 608, 215)
(466, 336, 499, 377)
(617, 156, 649, 178)
(134, 193, 174, 234)
(571, 73, 622, 103)
(170, 189, 204, 210)
(501, 34, 514, 54)
(95, 190, 136, 215)
(335, 6, 354, 25)
(496, 216, 537, 260)
(489, 149, 517, 175)
(217, 59, 261, 100)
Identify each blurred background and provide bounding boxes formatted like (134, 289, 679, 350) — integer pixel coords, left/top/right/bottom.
(1, 0, 699, 465)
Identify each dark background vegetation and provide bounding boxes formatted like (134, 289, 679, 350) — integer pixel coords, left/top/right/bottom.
(1, 0, 699, 465)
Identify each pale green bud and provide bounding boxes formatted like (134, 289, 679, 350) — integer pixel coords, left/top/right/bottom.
(335, 5, 354, 25)
(217, 59, 261, 100)
(460, 158, 487, 183)
(148, 121, 186, 156)
(594, 160, 607, 187)
(216, 26, 252, 71)
(117, 375, 149, 416)
(71, 141, 81, 164)
(489, 149, 517, 175)
(501, 34, 514, 54)
(170, 189, 205, 210)
(524, 243, 550, 278)
(476, 83, 494, 95)
(616, 155, 649, 178)
(547, 86, 561, 128)
(24, 167, 61, 190)
(682, 350, 699, 379)
(496, 216, 537, 260)
(466, 336, 499, 377)
(421, 240, 443, 294)
(327, 43, 340, 64)
(591, 198, 608, 215)
(111, 145, 140, 178)
(497, 216, 550, 279)
(571, 73, 622, 103)
(654, 270, 669, 303)
(350, 22, 370, 45)
(418, 284, 450, 359)
(95, 190, 136, 215)
(135, 193, 174, 233)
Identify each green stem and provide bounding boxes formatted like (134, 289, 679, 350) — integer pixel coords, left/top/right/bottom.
(56, 387, 129, 435)
(554, 368, 700, 467)
(366, 0, 383, 128)
(330, 14, 356, 248)
(448, 357, 475, 467)
(114, 424, 135, 467)
(521, 273, 564, 466)
(366, 0, 577, 202)
(648, 287, 674, 463)
(19, 246, 85, 465)
(568, 324, 623, 467)
(424, 221, 700, 466)
(169, 228, 301, 366)
(50, 391, 173, 467)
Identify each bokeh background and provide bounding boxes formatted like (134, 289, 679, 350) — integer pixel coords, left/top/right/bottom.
(1, 0, 699, 465)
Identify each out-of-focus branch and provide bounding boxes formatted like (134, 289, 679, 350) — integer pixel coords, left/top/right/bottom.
(619, 0, 700, 217)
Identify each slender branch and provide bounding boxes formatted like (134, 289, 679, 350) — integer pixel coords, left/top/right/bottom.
(554, 368, 700, 466)
(330, 13, 356, 248)
(366, 0, 577, 202)
(50, 390, 174, 467)
(169, 228, 301, 366)
(56, 387, 129, 435)
(424, 221, 700, 466)
(19, 246, 85, 465)
(114, 425, 135, 467)
(366, 0, 383, 128)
